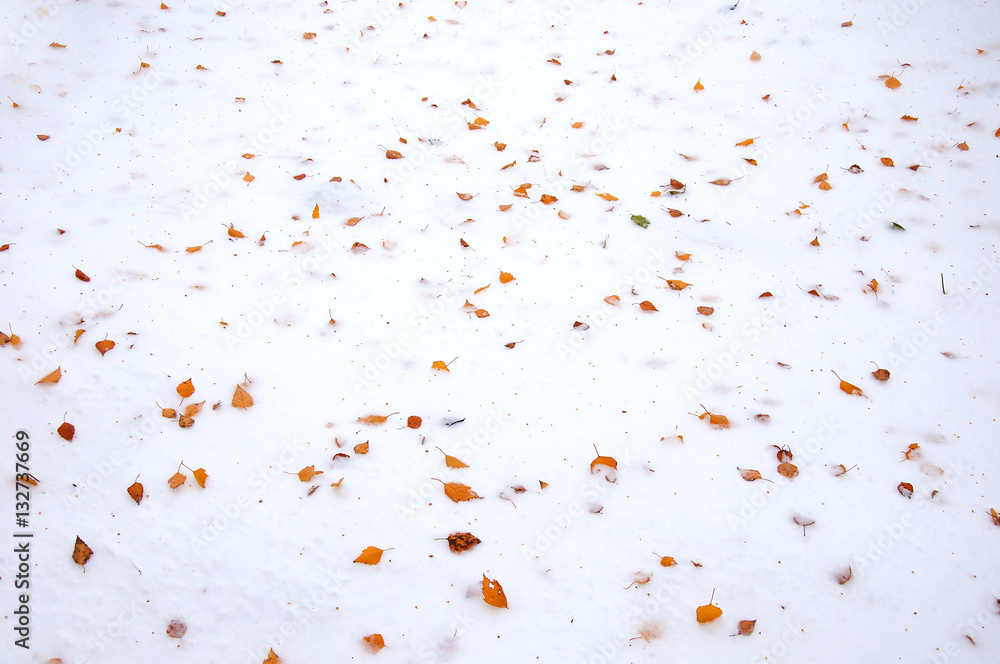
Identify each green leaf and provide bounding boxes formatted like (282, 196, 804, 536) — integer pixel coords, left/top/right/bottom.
(890, 222, 906, 231)
(631, 214, 650, 229)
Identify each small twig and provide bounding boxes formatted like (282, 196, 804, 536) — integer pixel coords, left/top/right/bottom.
(941, 273, 946, 295)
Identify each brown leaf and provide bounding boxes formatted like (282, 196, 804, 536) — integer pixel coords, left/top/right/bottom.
(885, 76, 901, 89)
(494, 141, 507, 151)
(709, 178, 732, 186)
(456, 192, 474, 201)
(483, 575, 509, 608)
(659, 556, 677, 567)
(897, 481, 914, 499)
(406, 415, 422, 429)
(37, 367, 62, 384)
(697, 306, 714, 316)
(639, 300, 658, 311)
(738, 468, 771, 483)
(127, 480, 143, 504)
(72, 536, 93, 568)
(168, 471, 186, 488)
(698, 410, 730, 429)
(354, 546, 386, 565)
(665, 279, 691, 290)
(232, 385, 254, 409)
(184, 401, 204, 417)
(872, 368, 890, 381)
(736, 619, 757, 636)
(838, 566, 853, 585)
(95, 339, 115, 356)
(385, 149, 403, 159)
(354, 442, 369, 454)
(447, 532, 481, 553)
(880, 157, 895, 167)
(957, 141, 969, 151)
(988, 508, 1000, 526)
(166, 619, 187, 638)
(777, 462, 799, 479)
(178, 415, 194, 428)
(358, 414, 390, 425)
(57, 421, 75, 441)
(74, 268, 91, 282)
(362, 634, 385, 653)
(176, 378, 195, 398)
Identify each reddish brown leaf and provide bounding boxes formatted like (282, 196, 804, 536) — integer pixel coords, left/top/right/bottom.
(57, 421, 75, 441)
(447, 532, 481, 553)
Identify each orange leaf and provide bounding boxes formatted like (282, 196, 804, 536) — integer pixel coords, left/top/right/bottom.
(675, 251, 691, 261)
(95, 339, 115, 356)
(242, 172, 254, 182)
(500, 160, 516, 170)
(385, 149, 403, 159)
(693, 79, 704, 91)
(666, 279, 691, 290)
(358, 415, 390, 425)
(698, 410, 730, 429)
(193, 468, 208, 488)
(346, 216, 364, 226)
(483, 575, 509, 608)
(297, 465, 323, 482)
(709, 178, 732, 186)
(184, 401, 204, 417)
(57, 421, 75, 441)
(736, 619, 757, 635)
(571, 184, 587, 192)
(75, 268, 91, 282)
(168, 472, 186, 488)
(37, 134, 51, 141)
(696, 602, 722, 623)
(494, 141, 507, 151)
(37, 367, 62, 384)
(697, 306, 714, 315)
(263, 648, 280, 664)
(72, 536, 93, 568)
(810, 236, 820, 246)
(303, 32, 316, 39)
(596, 192, 619, 201)
(498, 204, 513, 211)
(666, 208, 684, 217)
(749, 50, 761, 61)
(880, 157, 895, 167)
(735, 138, 755, 147)
(431, 360, 450, 371)
(832, 371, 863, 396)
(435, 479, 482, 502)
(988, 508, 1000, 526)
(898, 482, 914, 498)
(838, 566, 853, 585)
(227, 224, 245, 238)
(354, 546, 386, 565)
(407, 415, 422, 429)
(590, 450, 618, 472)
(474, 308, 490, 318)
(558, 209, 571, 219)
(604, 295, 620, 305)
(499, 271, 515, 283)
(127, 480, 143, 504)
(457, 192, 474, 200)
(885, 76, 901, 89)
(232, 385, 254, 409)
(639, 300, 658, 311)
(437, 447, 469, 468)
(176, 378, 194, 398)
(659, 556, 677, 567)
(901, 114, 918, 121)
(957, 141, 969, 151)
(818, 180, 832, 191)
(571, 121, 584, 128)
(312, 204, 320, 218)
(474, 116, 489, 125)
(362, 634, 385, 653)
(540, 194, 557, 204)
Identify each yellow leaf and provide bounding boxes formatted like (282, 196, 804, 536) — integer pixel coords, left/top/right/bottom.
(435, 479, 481, 502)
(437, 447, 469, 468)
(596, 192, 618, 201)
(193, 468, 208, 488)
(72, 536, 93, 568)
(431, 360, 450, 371)
(885, 76, 901, 89)
(697, 602, 723, 623)
(176, 378, 194, 398)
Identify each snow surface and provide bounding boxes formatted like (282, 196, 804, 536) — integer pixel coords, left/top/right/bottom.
(2, 0, 1000, 662)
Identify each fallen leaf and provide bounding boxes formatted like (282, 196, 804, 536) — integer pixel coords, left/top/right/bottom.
(832, 371, 863, 396)
(298, 466, 323, 482)
(777, 462, 799, 478)
(57, 421, 75, 441)
(736, 619, 757, 636)
(437, 447, 469, 468)
(474, 309, 490, 318)
(385, 149, 403, 159)
(540, 194, 557, 205)
(351, 242, 369, 253)
(659, 556, 677, 567)
(631, 214, 651, 228)
(639, 300, 658, 311)
(263, 648, 280, 664)
(37, 367, 62, 384)
(37, 134, 50, 141)
(735, 138, 755, 147)
(697, 602, 722, 623)
(184, 401, 204, 417)
(897, 481, 914, 499)
(354, 546, 386, 565)
(738, 468, 772, 483)
(709, 178, 732, 186)
(127, 480, 143, 504)
(666, 208, 684, 217)
(693, 79, 704, 91)
(232, 385, 254, 409)
(596, 192, 619, 201)
(362, 634, 385, 653)
(193, 468, 208, 488)
(358, 415, 390, 425)
(176, 378, 194, 398)
(988, 508, 1000, 526)
(810, 236, 820, 246)
(435, 479, 482, 502)
(698, 409, 729, 429)
(838, 566, 853, 585)
(590, 447, 618, 472)
(482, 575, 509, 608)
(697, 306, 714, 315)
(494, 141, 507, 151)
(178, 415, 194, 428)
(166, 619, 187, 638)
(901, 114, 918, 121)
(354, 442, 369, 454)
(72, 536, 93, 569)
(407, 415, 422, 429)
(885, 76, 901, 89)
(168, 471, 186, 488)
(499, 271, 515, 283)
(457, 192, 474, 201)
(957, 141, 969, 151)
(665, 279, 691, 290)
(881, 157, 895, 167)
(75, 268, 90, 282)
(431, 360, 450, 371)
(447, 532, 481, 553)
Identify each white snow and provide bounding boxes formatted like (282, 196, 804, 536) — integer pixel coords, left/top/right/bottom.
(2, 0, 999, 662)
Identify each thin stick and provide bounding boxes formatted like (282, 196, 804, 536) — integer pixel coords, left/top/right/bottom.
(940, 273, 946, 295)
